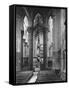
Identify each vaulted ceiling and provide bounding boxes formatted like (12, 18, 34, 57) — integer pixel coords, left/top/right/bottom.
(16, 6, 55, 21)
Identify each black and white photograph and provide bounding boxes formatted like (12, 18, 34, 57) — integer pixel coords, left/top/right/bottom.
(0, 0, 69, 89)
(15, 5, 67, 85)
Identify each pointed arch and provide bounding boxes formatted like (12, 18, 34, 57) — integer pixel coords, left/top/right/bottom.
(34, 13, 43, 26)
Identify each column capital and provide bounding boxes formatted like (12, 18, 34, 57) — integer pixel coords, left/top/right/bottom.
(21, 30, 24, 36)
(43, 26, 49, 33)
(24, 42, 27, 45)
(27, 26, 33, 33)
(23, 38, 25, 42)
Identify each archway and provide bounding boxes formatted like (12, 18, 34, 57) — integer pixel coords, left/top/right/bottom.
(33, 13, 48, 71)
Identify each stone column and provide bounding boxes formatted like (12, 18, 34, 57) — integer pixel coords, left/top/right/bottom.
(27, 27, 33, 70)
(24, 42, 27, 57)
(21, 30, 24, 70)
(43, 27, 48, 70)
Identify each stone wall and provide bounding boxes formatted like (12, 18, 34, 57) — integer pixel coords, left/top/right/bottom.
(16, 14, 23, 71)
(52, 9, 66, 70)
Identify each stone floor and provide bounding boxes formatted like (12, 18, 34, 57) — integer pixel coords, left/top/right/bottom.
(36, 70, 62, 83)
(16, 71, 33, 84)
(28, 72, 38, 83)
(16, 70, 65, 84)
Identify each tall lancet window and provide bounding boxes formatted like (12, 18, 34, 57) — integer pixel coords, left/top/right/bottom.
(23, 16, 29, 57)
(23, 16, 29, 43)
(47, 16, 53, 57)
(48, 16, 53, 43)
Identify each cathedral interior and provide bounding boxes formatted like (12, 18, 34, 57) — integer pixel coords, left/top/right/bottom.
(16, 6, 67, 84)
